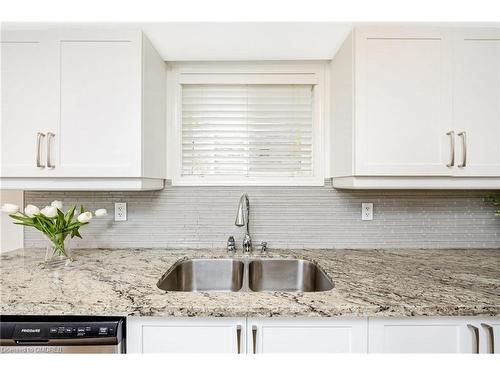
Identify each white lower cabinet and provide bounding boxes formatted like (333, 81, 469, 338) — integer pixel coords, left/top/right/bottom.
(127, 316, 499, 354)
(127, 317, 367, 353)
(368, 317, 500, 354)
(481, 319, 500, 354)
(127, 317, 246, 353)
(248, 318, 368, 353)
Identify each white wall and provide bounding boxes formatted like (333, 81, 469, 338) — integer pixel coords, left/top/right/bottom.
(0, 190, 23, 252)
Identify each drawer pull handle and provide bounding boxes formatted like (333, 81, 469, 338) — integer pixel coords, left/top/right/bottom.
(481, 323, 495, 354)
(36, 132, 46, 168)
(458, 131, 467, 168)
(236, 325, 242, 354)
(46, 132, 55, 169)
(252, 326, 257, 354)
(468, 324, 479, 354)
(446, 130, 455, 167)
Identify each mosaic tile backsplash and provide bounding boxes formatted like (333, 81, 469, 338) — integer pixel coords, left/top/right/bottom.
(24, 180, 500, 249)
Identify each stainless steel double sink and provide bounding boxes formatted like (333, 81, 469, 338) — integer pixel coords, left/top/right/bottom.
(157, 258, 334, 293)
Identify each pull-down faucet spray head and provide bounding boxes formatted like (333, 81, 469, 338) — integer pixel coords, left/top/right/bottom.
(235, 194, 247, 227)
(235, 193, 251, 252)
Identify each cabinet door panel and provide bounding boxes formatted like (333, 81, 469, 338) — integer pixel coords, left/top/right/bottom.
(453, 29, 500, 176)
(355, 28, 452, 176)
(58, 39, 142, 177)
(142, 325, 235, 353)
(127, 317, 245, 354)
(369, 318, 474, 353)
(480, 319, 500, 354)
(249, 318, 367, 353)
(1, 33, 59, 177)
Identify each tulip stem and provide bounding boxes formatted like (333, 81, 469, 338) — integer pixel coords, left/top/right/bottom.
(48, 232, 74, 262)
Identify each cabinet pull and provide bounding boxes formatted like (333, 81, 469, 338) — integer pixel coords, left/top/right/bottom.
(252, 326, 257, 354)
(36, 132, 46, 168)
(458, 131, 467, 168)
(236, 325, 242, 354)
(481, 323, 495, 354)
(446, 131, 455, 167)
(46, 132, 55, 169)
(467, 324, 479, 354)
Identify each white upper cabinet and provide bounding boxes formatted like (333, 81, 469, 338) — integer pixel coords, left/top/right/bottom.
(57, 33, 142, 177)
(452, 28, 500, 177)
(355, 28, 453, 176)
(1, 32, 59, 177)
(0, 30, 166, 190)
(331, 26, 500, 189)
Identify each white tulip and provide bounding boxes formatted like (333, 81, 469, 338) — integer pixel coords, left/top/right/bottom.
(95, 208, 107, 217)
(77, 211, 92, 223)
(50, 200, 63, 210)
(40, 206, 58, 218)
(24, 204, 40, 217)
(1, 203, 19, 214)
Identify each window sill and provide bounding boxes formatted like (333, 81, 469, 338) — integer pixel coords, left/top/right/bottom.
(170, 176, 325, 187)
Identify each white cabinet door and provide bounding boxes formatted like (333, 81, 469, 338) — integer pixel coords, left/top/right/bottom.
(248, 318, 368, 353)
(453, 29, 500, 176)
(56, 33, 142, 177)
(480, 319, 500, 354)
(1, 32, 59, 177)
(355, 28, 453, 176)
(127, 317, 246, 354)
(368, 318, 478, 353)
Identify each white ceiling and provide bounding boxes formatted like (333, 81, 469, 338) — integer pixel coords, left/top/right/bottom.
(143, 22, 353, 60)
(2, 22, 353, 61)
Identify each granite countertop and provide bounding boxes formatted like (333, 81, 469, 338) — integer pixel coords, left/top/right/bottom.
(1, 248, 499, 317)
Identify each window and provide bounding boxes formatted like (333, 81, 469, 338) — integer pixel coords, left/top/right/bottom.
(182, 84, 313, 177)
(168, 62, 326, 186)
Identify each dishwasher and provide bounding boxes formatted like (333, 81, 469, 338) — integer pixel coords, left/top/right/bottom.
(0, 316, 125, 353)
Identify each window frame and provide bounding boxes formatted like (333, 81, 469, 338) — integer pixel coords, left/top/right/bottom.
(167, 61, 328, 186)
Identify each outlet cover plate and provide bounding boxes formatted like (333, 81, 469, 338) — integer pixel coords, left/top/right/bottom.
(114, 202, 127, 221)
(362, 202, 373, 221)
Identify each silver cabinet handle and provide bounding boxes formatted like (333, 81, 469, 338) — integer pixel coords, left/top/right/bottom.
(467, 324, 479, 354)
(481, 323, 495, 354)
(46, 132, 55, 169)
(36, 132, 46, 168)
(446, 131, 455, 167)
(458, 131, 467, 168)
(236, 325, 242, 354)
(252, 326, 257, 354)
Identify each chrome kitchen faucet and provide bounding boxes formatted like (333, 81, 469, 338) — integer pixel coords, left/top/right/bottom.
(235, 193, 252, 253)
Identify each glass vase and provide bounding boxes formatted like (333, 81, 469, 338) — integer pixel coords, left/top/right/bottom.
(44, 233, 74, 267)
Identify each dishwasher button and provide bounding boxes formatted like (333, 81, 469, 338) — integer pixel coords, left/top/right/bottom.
(98, 327, 108, 335)
(49, 328, 58, 334)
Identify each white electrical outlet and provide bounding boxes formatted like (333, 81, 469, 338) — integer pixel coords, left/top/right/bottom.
(114, 202, 127, 221)
(362, 203, 373, 221)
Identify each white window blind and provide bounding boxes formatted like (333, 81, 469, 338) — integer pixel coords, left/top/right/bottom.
(181, 84, 314, 177)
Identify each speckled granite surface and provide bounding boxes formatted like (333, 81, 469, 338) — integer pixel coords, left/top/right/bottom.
(1, 248, 499, 317)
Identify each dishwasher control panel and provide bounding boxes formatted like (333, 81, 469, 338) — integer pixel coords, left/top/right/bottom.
(0, 316, 125, 348)
(11, 322, 118, 340)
